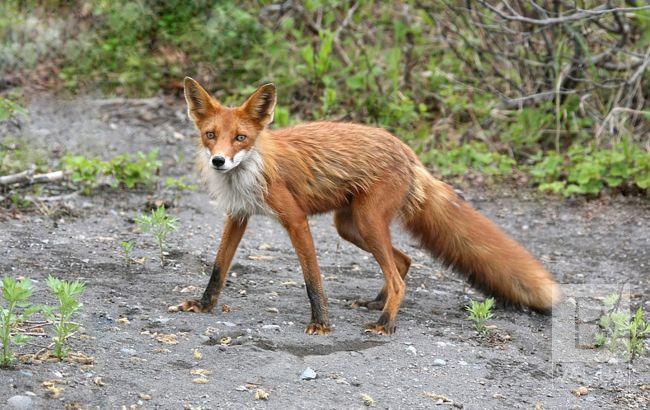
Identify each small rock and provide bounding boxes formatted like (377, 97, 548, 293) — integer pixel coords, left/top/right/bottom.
(220, 321, 237, 327)
(433, 359, 446, 366)
(235, 385, 248, 391)
(139, 393, 152, 401)
(19, 370, 33, 378)
(300, 367, 317, 380)
(261, 324, 280, 331)
(7, 395, 32, 409)
(266, 307, 279, 314)
(406, 346, 417, 356)
(150, 316, 172, 325)
(120, 348, 137, 356)
(572, 386, 588, 397)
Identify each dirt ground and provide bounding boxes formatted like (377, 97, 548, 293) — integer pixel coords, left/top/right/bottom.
(0, 96, 648, 409)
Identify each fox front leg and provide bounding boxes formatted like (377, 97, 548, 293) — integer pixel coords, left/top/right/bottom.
(170, 216, 247, 313)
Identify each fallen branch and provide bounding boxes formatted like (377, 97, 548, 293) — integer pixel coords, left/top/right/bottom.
(25, 192, 79, 203)
(0, 170, 65, 187)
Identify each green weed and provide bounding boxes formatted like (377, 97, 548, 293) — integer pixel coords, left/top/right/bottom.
(466, 298, 495, 334)
(136, 206, 178, 266)
(41, 276, 86, 360)
(0, 96, 27, 121)
(0, 277, 36, 366)
(530, 140, 650, 196)
(62, 150, 160, 194)
(61, 155, 107, 194)
(421, 142, 516, 179)
(107, 150, 160, 189)
(120, 240, 135, 264)
(0, 138, 49, 175)
(164, 176, 197, 192)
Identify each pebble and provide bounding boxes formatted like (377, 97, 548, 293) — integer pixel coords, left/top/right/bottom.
(7, 395, 32, 409)
(572, 386, 589, 397)
(120, 347, 137, 356)
(150, 316, 172, 325)
(19, 370, 33, 378)
(300, 367, 317, 380)
(261, 324, 280, 331)
(433, 359, 447, 367)
(406, 346, 417, 356)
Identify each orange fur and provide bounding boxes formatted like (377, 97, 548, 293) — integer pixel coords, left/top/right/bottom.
(174, 78, 560, 334)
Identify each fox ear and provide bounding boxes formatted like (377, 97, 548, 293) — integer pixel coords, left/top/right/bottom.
(183, 77, 217, 121)
(241, 83, 276, 127)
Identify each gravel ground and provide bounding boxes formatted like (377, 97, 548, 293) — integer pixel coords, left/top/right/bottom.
(0, 96, 648, 409)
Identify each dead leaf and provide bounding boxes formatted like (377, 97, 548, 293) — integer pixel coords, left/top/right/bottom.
(193, 349, 202, 360)
(423, 392, 455, 404)
(43, 380, 65, 398)
(192, 377, 209, 384)
(361, 393, 375, 406)
(117, 317, 130, 324)
(156, 334, 178, 345)
(248, 255, 275, 261)
(221, 304, 231, 313)
(190, 368, 212, 377)
(180, 286, 197, 293)
(253, 388, 269, 401)
(67, 352, 94, 365)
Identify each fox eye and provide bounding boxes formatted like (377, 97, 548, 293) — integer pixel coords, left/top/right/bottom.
(205, 131, 215, 139)
(235, 134, 247, 142)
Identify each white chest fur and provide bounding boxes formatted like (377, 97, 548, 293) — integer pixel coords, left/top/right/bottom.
(198, 148, 272, 218)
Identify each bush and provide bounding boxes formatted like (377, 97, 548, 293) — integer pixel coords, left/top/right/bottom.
(530, 140, 650, 196)
(1, 1, 648, 197)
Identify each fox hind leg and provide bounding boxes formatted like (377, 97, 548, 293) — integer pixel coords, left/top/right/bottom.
(334, 208, 411, 311)
(345, 181, 408, 335)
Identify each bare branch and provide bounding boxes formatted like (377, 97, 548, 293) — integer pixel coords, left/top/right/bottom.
(477, 1, 650, 26)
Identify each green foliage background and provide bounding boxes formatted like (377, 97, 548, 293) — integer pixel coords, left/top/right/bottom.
(0, 0, 648, 196)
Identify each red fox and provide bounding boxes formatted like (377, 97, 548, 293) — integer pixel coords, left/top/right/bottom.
(169, 77, 560, 335)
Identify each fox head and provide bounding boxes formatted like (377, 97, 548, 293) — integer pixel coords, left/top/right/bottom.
(183, 77, 276, 173)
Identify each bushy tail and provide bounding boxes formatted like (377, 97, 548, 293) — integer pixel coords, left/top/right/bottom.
(403, 167, 560, 311)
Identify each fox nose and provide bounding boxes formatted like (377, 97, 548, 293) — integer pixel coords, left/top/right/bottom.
(211, 156, 226, 168)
